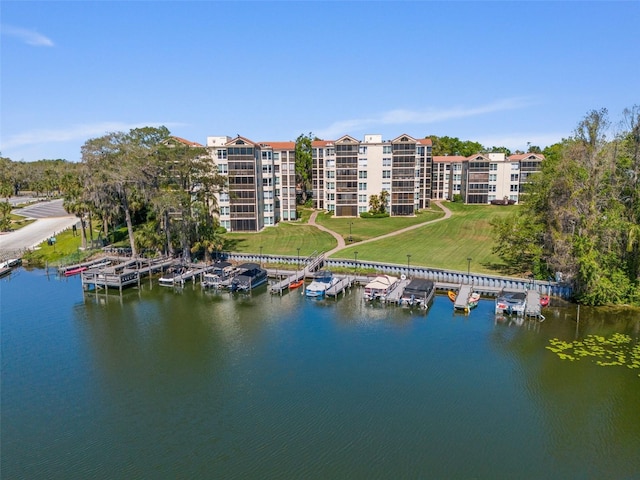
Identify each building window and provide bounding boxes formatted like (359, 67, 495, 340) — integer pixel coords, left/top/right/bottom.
(383, 157, 391, 166)
(217, 164, 228, 174)
(489, 163, 497, 171)
(382, 182, 391, 191)
(511, 174, 519, 182)
(358, 182, 367, 191)
(358, 194, 367, 203)
(327, 170, 335, 178)
(327, 182, 335, 190)
(359, 146, 367, 155)
(383, 170, 391, 178)
(217, 150, 227, 160)
(358, 171, 367, 179)
(510, 184, 519, 192)
(489, 174, 497, 182)
(383, 145, 391, 154)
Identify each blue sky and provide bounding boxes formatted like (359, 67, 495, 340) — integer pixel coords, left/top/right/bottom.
(1, 1, 638, 162)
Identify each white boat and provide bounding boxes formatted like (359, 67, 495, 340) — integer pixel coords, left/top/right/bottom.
(159, 265, 191, 286)
(305, 270, 338, 298)
(363, 275, 398, 301)
(201, 261, 234, 289)
(495, 289, 527, 316)
(0, 258, 21, 269)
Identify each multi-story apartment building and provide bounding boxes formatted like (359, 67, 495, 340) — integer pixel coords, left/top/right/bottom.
(312, 134, 432, 217)
(206, 135, 298, 232)
(203, 133, 543, 231)
(432, 152, 544, 204)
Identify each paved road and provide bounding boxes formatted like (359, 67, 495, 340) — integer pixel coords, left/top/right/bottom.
(12, 198, 69, 218)
(0, 199, 77, 258)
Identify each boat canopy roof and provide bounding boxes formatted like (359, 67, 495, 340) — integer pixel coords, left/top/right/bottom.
(364, 275, 398, 290)
(403, 279, 435, 296)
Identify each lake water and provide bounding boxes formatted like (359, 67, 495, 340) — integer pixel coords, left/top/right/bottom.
(2, 268, 639, 479)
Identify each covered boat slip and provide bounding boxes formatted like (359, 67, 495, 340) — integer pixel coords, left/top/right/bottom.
(494, 289, 527, 316)
(399, 278, 436, 308)
(201, 261, 235, 289)
(363, 275, 402, 302)
(228, 263, 268, 292)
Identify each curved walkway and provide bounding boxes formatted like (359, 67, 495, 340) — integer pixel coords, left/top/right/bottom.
(308, 200, 453, 257)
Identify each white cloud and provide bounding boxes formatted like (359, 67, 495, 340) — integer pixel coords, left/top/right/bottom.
(1, 24, 54, 47)
(1, 121, 186, 150)
(315, 98, 534, 139)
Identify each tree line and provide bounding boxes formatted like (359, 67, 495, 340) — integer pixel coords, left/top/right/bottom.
(1, 127, 227, 261)
(491, 106, 640, 306)
(2, 109, 638, 306)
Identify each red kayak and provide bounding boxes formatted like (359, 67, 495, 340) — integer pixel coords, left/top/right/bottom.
(289, 279, 304, 289)
(64, 266, 87, 276)
(540, 295, 550, 307)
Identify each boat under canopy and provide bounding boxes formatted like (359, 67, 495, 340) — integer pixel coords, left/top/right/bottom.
(400, 278, 435, 308)
(363, 275, 399, 301)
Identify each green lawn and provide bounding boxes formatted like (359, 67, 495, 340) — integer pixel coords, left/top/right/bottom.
(334, 202, 519, 275)
(8, 213, 36, 231)
(224, 222, 337, 258)
(21, 228, 101, 267)
(314, 207, 444, 242)
(21, 201, 520, 276)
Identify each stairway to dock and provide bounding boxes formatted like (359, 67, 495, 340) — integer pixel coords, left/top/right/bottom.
(270, 253, 325, 294)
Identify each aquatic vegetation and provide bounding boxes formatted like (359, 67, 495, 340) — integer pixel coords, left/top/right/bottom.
(546, 333, 640, 376)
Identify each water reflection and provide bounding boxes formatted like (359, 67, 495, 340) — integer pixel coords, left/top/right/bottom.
(1, 269, 639, 479)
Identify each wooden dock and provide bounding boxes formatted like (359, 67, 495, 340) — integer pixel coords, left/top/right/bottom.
(453, 284, 473, 311)
(270, 253, 325, 294)
(525, 290, 542, 318)
(325, 276, 354, 298)
(81, 256, 175, 293)
(382, 277, 411, 304)
(159, 264, 215, 287)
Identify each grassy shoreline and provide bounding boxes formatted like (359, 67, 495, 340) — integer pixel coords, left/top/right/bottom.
(23, 202, 517, 275)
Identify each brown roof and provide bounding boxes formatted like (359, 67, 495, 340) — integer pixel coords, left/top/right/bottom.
(432, 155, 466, 163)
(170, 136, 203, 147)
(259, 141, 296, 150)
(508, 153, 545, 161)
